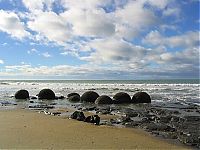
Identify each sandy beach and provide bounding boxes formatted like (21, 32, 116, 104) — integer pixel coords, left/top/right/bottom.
(0, 109, 189, 149)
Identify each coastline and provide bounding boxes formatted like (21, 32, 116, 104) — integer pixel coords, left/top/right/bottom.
(0, 108, 189, 149)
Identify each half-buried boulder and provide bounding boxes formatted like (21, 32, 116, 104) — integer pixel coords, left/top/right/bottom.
(38, 89, 55, 100)
(132, 92, 151, 103)
(14, 89, 29, 99)
(95, 95, 113, 104)
(67, 93, 80, 98)
(81, 91, 99, 103)
(113, 92, 131, 104)
(68, 95, 81, 102)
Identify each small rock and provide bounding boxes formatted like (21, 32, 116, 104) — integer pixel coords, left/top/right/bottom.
(70, 111, 85, 121)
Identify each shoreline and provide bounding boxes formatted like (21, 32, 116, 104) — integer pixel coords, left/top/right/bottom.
(0, 108, 189, 149)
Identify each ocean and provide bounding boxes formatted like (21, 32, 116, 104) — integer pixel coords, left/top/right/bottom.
(0, 79, 199, 107)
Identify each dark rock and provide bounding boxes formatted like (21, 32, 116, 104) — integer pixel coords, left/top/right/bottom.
(29, 100, 34, 103)
(82, 106, 96, 111)
(184, 116, 200, 122)
(81, 91, 99, 102)
(96, 110, 111, 115)
(159, 115, 172, 123)
(132, 92, 151, 103)
(55, 96, 65, 99)
(70, 111, 85, 121)
(49, 103, 57, 105)
(123, 108, 139, 117)
(51, 112, 61, 116)
(84, 115, 100, 125)
(125, 121, 141, 127)
(68, 95, 81, 102)
(28, 105, 54, 109)
(30, 96, 37, 99)
(67, 93, 80, 98)
(84, 116, 92, 123)
(38, 89, 55, 100)
(14, 89, 29, 99)
(144, 123, 175, 132)
(110, 118, 122, 124)
(113, 92, 132, 104)
(121, 116, 132, 122)
(95, 95, 113, 104)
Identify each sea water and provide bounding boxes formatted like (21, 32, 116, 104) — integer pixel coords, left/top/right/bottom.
(0, 79, 199, 108)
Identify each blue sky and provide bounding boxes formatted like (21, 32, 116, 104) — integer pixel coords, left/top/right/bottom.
(0, 0, 199, 79)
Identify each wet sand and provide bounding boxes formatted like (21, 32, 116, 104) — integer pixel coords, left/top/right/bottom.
(0, 109, 189, 149)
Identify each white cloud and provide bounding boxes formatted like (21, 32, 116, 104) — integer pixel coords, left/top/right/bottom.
(1, 42, 8, 46)
(163, 7, 181, 17)
(27, 11, 72, 45)
(0, 59, 4, 64)
(147, 0, 170, 9)
(143, 30, 199, 48)
(80, 38, 148, 67)
(22, 0, 55, 12)
(114, 0, 157, 39)
(27, 48, 39, 54)
(61, 8, 115, 37)
(42, 52, 51, 58)
(0, 10, 29, 39)
(60, 0, 110, 10)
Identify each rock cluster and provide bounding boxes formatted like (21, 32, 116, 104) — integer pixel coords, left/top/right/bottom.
(70, 111, 100, 125)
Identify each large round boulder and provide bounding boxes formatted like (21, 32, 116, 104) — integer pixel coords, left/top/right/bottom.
(67, 93, 80, 98)
(113, 92, 131, 104)
(14, 89, 29, 99)
(132, 92, 151, 103)
(68, 95, 81, 102)
(81, 91, 99, 102)
(38, 89, 55, 100)
(95, 95, 113, 104)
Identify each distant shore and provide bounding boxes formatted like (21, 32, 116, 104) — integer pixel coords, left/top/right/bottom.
(0, 109, 188, 149)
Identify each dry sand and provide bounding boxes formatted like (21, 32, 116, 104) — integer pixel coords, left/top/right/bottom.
(0, 109, 189, 149)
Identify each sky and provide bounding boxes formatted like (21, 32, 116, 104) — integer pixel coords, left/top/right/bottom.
(0, 0, 199, 80)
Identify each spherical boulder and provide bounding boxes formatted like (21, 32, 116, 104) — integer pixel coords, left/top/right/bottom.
(38, 89, 55, 100)
(68, 95, 81, 102)
(132, 92, 151, 103)
(95, 95, 113, 104)
(81, 91, 99, 102)
(113, 92, 131, 104)
(67, 93, 80, 98)
(14, 89, 29, 99)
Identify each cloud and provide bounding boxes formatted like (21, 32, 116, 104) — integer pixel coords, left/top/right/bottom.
(147, 0, 170, 9)
(114, 0, 157, 39)
(143, 30, 199, 48)
(27, 48, 39, 54)
(80, 38, 148, 70)
(22, 0, 55, 12)
(0, 10, 30, 39)
(27, 11, 72, 45)
(0, 59, 4, 64)
(42, 52, 52, 58)
(61, 8, 115, 37)
(163, 7, 181, 17)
